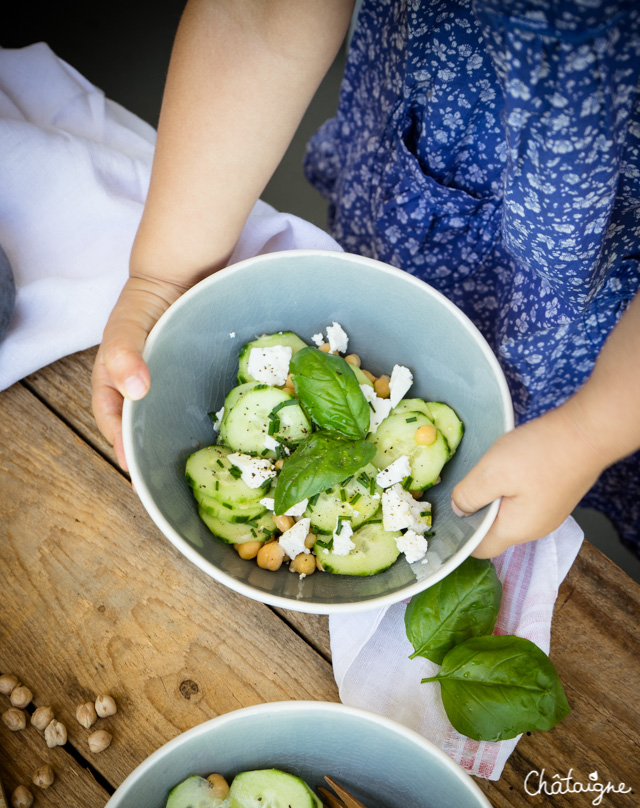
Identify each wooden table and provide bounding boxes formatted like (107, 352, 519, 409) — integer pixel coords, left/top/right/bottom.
(1, 347, 639, 807)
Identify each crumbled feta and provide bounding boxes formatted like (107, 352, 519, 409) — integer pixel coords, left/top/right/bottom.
(285, 498, 309, 517)
(396, 529, 429, 563)
(360, 384, 392, 433)
(227, 452, 277, 489)
(229, 331, 236, 338)
(377, 455, 411, 489)
(326, 322, 349, 354)
(279, 517, 311, 559)
(332, 520, 355, 556)
(212, 406, 224, 431)
(247, 345, 292, 386)
(311, 332, 325, 347)
(389, 364, 414, 408)
(263, 434, 279, 452)
(382, 484, 431, 534)
(260, 496, 275, 511)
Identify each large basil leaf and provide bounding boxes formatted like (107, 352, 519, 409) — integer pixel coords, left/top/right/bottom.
(405, 558, 502, 664)
(291, 347, 370, 439)
(274, 432, 375, 515)
(422, 636, 571, 741)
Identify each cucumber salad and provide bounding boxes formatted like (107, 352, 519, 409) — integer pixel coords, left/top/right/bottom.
(165, 768, 323, 808)
(185, 323, 463, 577)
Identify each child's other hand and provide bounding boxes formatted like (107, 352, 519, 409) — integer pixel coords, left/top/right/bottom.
(451, 405, 604, 558)
(91, 275, 186, 470)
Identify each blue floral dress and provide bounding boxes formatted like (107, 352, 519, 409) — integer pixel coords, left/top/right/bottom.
(305, 0, 640, 554)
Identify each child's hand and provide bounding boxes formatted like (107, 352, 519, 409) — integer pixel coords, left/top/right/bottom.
(91, 275, 187, 470)
(451, 405, 604, 558)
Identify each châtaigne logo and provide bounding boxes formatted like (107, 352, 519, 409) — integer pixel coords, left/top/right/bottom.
(524, 769, 632, 805)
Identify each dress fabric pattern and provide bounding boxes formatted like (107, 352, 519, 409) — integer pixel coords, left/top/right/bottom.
(305, 0, 640, 554)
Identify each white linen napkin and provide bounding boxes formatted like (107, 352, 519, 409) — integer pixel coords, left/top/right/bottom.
(0, 43, 340, 391)
(330, 517, 584, 780)
(0, 43, 584, 782)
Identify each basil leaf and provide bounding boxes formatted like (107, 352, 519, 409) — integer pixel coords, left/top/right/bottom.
(291, 347, 369, 439)
(422, 635, 571, 741)
(405, 557, 502, 664)
(274, 432, 375, 515)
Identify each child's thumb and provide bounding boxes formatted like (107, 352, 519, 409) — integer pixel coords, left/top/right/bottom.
(451, 458, 502, 518)
(101, 320, 151, 402)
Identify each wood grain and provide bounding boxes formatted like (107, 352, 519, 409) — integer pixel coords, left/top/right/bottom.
(0, 383, 338, 800)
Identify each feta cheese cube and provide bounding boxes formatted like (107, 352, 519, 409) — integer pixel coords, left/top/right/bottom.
(227, 452, 277, 489)
(259, 496, 275, 511)
(279, 517, 311, 559)
(263, 434, 279, 452)
(332, 520, 355, 556)
(326, 322, 349, 354)
(359, 384, 392, 433)
(247, 345, 292, 386)
(311, 332, 325, 347)
(212, 406, 225, 432)
(389, 364, 413, 408)
(229, 331, 236, 338)
(382, 484, 431, 534)
(396, 529, 428, 563)
(376, 455, 411, 489)
(285, 498, 309, 517)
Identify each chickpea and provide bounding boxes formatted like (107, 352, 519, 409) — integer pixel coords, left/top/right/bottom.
(235, 541, 262, 560)
(290, 552, 316, 576)
(304, 532, 317, 549)
(273, 514, 294, 533)
(207, 774, 230, 799)
(11, 785, 33, 808)
(0, 673, 19, 695)
(256, 542, 285, 571)
(361, 369, 377, 383)
(414, 423, 437, 446)
(344, 354, 361, 367)
(373, 374, 391, 398)
(274, 459, 284, 470)
(10, 686, 32, 710)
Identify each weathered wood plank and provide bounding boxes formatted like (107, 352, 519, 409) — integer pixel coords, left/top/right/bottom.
(0, 383, 338, 799)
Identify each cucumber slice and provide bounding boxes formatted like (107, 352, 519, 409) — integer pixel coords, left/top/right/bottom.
(408, 430, 451, 489)
(166, 775, 226, 808)
(391, 398, 433, 420)
(227, 769, 321, 808)
(424, 401, 465, 453)
(198, 508, 277, 544)
(368, 411, 433, 470)
(197, 492, 267, 523)
(305, 463, 382, 534)
(186, 445, 265, 505)
(315, 520, 401, 576)
(237, 332, 308, 384)
(220, 386, 312, 455)
(351, 364, 374, 388)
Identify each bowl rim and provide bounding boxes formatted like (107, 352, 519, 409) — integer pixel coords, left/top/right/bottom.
(105, 700, 493, 808)
(123, 249, 514, 614)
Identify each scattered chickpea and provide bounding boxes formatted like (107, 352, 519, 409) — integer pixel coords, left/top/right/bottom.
(31, 705, 55, 732)
(2, 707, 26, 732)
(410, 490, 423, 500)
(11, 785, 33, 808)
(304, 531, 317, 550)
(95, 694, 117, 719)
(373, 374, 391, 398)
(234, 541, 262, 560)
(318, 343, 331, 353)
(414, 423, 437, 446)
(10, 686, 32, 710)
(274, 458, 285, 470)
(88, 729, 112, 754)
(361, 369, 377, 383)
(256, 541, 285, 571)
(76, 701, 98, 728)
(290, 552, 316, 576)
(273, 514, 294, 533)
(32, 764, 55, 789)
(206, 773, 230, 799)
(0, 673, 20, 695)
(344, 354, 361, 367)
(44, 719, 67, 748)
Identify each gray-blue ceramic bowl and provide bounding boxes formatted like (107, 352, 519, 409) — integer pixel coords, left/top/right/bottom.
(122, 250, 513, 614)
(104, 701, 492, 808)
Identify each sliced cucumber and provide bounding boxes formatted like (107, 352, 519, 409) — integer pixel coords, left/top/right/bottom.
(198, 508, 277, 544)
(315, 520, 401, 576)
(166, 774, 226, 808)
(304, 463, 382, 534)
(197, 492, 267, 523)
(391, 398, 433, 420)
(220, 386, 312, 455)
(237, 332, 308, 384)
(407, 430, 450, 489)
(351, 364, 374, 388)
(424, 401, 464, 453)
(186, 445, 265, 505)
(368, 411, 433, 469)
(227, 769, 321, 808)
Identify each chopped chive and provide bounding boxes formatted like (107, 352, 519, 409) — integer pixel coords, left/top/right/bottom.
(269, 399, 299, 417)
(215, 481, 219, 490)
(368, 400, 376, 412)
(402, 476, 414, 491)
(316, 537, 333, 550)
(261, 448, 269, 456)
(420, 510, 430, 517)
(208, 411, 218, 422)
(339, 489, 347, 502)
(341, 475, 353, 486)
(335, 520, 343, 535)
(229, 465, 242, 479)
(405, 416, 418, 423)
(369, 478, 377, 495)
(350, 492, 361, 506)
(424, 531, 435, 537)
(366, 518, 382, 524)
(309, 493, 320, 506)
(260, 477, 272, 489)
(216, 459, 225, 468)
(325, 488, 334, 495)
(222, 502, 232, 510)
(250, 529, 257, 537)
(246, 520, 258, 527)
(358, 471, 370, 486)
(268, 418, 280, 436)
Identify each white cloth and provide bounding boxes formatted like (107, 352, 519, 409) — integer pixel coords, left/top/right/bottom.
(0, 43, 340, 391)
(0, 43, 584, 782)
(330, 518, 584, 780)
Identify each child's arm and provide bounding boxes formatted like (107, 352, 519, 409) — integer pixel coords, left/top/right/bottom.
(453, 291, 640, 557)
(92, 0, 355, 468)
